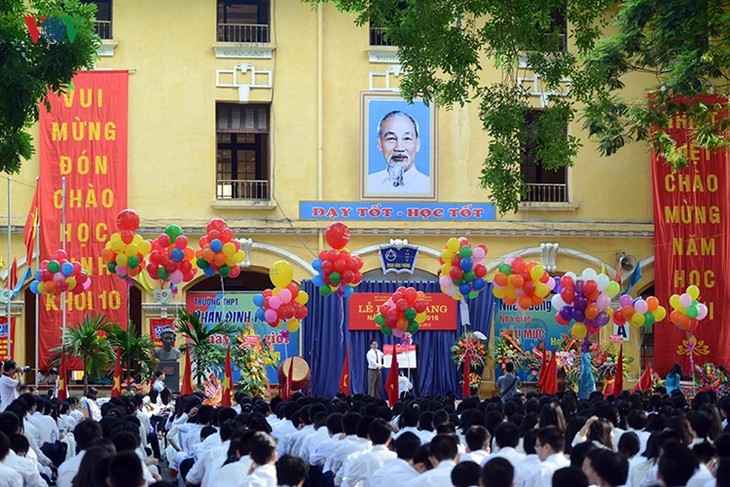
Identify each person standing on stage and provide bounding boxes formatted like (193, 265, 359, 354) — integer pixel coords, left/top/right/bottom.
(367, 340, 384, 398)
(497, 362, 521, 404)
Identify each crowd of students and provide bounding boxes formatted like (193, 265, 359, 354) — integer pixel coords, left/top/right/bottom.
(2, 368, 730, 486)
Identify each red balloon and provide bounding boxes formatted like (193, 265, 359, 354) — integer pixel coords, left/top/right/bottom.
(334, 259, 347, 273)
(584, 280, 598, 297)
(341, 270, 354, 284)
(325, 222, 350, 250)
(555, 312, 569, 326)
(286, 283, 300, 298)
(321, 260, 334, 274)
(474, 264, 487, 278)
(352, 272, 362, 285)
(414, 299, 427, 313)
(512, 257, 526, 273)
(560, 288, 576, 304)
(221, 228, 234, 242)
(116, 209, 140, 232)
(280, 304, 295, 320)
(560, 275, 574, 289)
(121, 230, 134, 244)
(449, 267, 464, 282)
(347, 255, 363, 271)
(451, 256, 462, 267)
(404, 287, 418, 303)
(379, 304, 391, 315)
(206, 218, 227, 234)
(523, 280, 536, 296)
(396, 299, 408, 311)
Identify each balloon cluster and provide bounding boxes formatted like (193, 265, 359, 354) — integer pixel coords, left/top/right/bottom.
(311, 222, 363, 297)
(550, 269, 621, 339)
(491, 257, 553, 311)
(614, 294, 667, 329)
(669, 285, 708, 331)
(253, 261, 309, 332)
(196, 218, 245, 278)
(30, 249, 91, 296)
(146, 225, 197, 286)
(374, 287, 427, 337)
(438, 237, 488, 300)
(101, 209, 152, 279)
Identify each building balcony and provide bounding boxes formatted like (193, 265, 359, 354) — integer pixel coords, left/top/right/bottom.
(94, 20, 112, 39)
(217, 23, 270, 43)
(369, 27, 393, 46)
(522, 182, 569, 203)
(216, 179, 270, 200)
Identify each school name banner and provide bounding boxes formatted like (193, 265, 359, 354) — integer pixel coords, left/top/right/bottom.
(38, 71, 129, 368)
(185, 292, 300, 384)
(652, 95, 730, 374)
(348, 293, 457, 331)
(0, 318, 16, 360)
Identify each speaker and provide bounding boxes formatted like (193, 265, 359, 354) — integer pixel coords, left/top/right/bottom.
(619, 255, 637, 273)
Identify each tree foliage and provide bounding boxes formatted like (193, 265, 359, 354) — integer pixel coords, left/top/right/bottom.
(0, 0, 99, 174)
(309, 0, 730, 213)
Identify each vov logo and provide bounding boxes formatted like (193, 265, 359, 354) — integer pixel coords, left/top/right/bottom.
(23, 15, 83, 44)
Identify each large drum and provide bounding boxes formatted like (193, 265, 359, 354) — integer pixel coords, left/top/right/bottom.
(277, 357, 311, 392)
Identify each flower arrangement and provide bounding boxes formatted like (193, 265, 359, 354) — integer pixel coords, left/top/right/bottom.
(202, 374, 222, 405)
(460, 372, 482, 391)
(695, 362, 730, 395)
(555, 349, 580, 392)
(120, 376, 145, 396)
(590, 336, 634, 384)
(493, 329, 524, 373)
(451, 330, 490, 370)
(231, 323, 278, 398)
(650, 371, 664, 395)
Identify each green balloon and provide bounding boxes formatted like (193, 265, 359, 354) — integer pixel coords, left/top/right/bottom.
(319, 285, 332, 297)
(498, 263, 512, 275)
(407, 321, 418, 334)
(463, 270, 475, 282)
(127, 255, 139, 269)
(219, 265, 230, 277)
(382, 326, 393, 336)
(48, 260, 60, 273)
(404, 308, 416, 321)
(107, 262, 117, 273)
(330, 272, 341, 285)
(158, 267, 169, 280)
(468, 290, 479, 299)
(196, 257, 209, 269)
(165, 224, 184, 241)
(375, 314, 386, 326)
(687, 304, 699, 319)
(459, 246, 473, 258)
(644, 312, 655, 327)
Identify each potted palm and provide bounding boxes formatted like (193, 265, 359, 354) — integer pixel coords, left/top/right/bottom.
(106, 320, 156, 385)
(174, 309, 240, 387)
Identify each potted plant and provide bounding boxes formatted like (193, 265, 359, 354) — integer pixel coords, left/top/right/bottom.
(106, 320, 156, 384)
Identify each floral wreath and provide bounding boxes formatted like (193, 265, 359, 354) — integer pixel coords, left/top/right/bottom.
(451, 330, 489, 369)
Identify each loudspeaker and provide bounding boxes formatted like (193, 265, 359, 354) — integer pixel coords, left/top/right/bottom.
(619, 255, 637, 273)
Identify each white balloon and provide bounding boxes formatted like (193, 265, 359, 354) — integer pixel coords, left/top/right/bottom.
(551, 294, 565, 310)
(582, 268, 598, 281)
(596, 274, 610, 291)
(565, 272, 577, 281)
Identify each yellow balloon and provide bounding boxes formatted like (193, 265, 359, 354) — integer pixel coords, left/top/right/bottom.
(530, 264, 544, 281)
(125, 244, 139, 257)
(295, 291, 309, 304)
(110, 232, 121, 244)
(654, 306, 667, 321)
(66, 277, 77, 290)
(571, 322, 587, 339)
(138, 240, 152, 255)
(286, 319, 301, 332)
(415, 312, 427, 323)
(441, 249, 454, 261)
(270, 260, 293, 287)
(222, 242, 236, 257)
(505, 287, 517, 299)
(493, 288, 506, 299)
(630, 313, 645, 328)
(132, 234, 143, 245)
(669, 294, 681, 310)
(441, 264, 451, 275)
(446, 238, 459, 253)
(234, 250, 245, 264)
(687, 285, 700, 300)
(111, 240, 124, 254)
(116, 254, 128, 266)
(535, 283, 549, 298)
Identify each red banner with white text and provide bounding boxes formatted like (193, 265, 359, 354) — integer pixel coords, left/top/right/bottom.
(38, 71, 129, 369)
(348, 293, 457, 331)
(0, 318, 16, 360)
(652, 95, 730, 374)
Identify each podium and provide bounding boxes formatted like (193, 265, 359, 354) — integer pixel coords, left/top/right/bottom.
(158, 360, 180, 393)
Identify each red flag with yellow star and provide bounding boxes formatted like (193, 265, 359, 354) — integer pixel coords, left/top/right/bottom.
(385, 346, 399, 407)
(57, 347, 68, 401)
(221, 348, 232, 407)
(180, 347, 194, 396)
(338, 348, 350, 396)
(111, 348, 122, 398)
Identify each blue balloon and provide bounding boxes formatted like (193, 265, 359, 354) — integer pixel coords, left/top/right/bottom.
(209, 239, 223, 253)
(460, 258, 473, 272)
(30, 281, 40, 295)
(312, 274, 325, 287)
(255, 308, 266, 322)
(312, 258, 322, 271)
(171, 248, 184, 262)
(459, 283, 471, 296)
(61, 262, 74, 276)
(472, 278, 485, 291)
(342, 286, 354, 297)
(34, 270, 42, 281)
(253, 294, 264, 307)
(204, 267, 215, 277)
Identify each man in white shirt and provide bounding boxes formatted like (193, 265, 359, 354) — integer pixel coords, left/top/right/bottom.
(299, 413, 330, 463)
(366, 341, 384, 398)
(246, 431, 278, 487)
(525, 426, 570, 487)
(482, 422, 525, 467)
(56, 419, 102, 487)
(334, 418, 373, 487)
(341, 419, 396, 487)
(186, 419, 243, 487)
(370, 431, 420, 485)
(310, 413, 344, 467)
(209, 431, 255, 484)
(460, 425, 490, 465)
(0, 363, 23, 413)
(327, 412, 362, 474)
(514, 429, 542, 487)
(404, 434, 460, 487)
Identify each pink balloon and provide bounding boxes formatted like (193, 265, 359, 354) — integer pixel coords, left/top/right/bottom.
(439, 276, 451, 288)
(595, 293, 610, 310)
(634, 300, 648, 314)
(170, 270, 183, 284)
(472, 247, 486, 261)
(82, 279, 92, 290)
(619, 294, 633, 307)
(393, 328, 404, 338)
(269, 296, 282, 309)
(264, 308, 278, 324)
(697, 303, 709, 320)
(679, 293, 692, 308)
(278, 288, 292, 304)
(547, 278, 556, 291)
(116, 267, 128, 277)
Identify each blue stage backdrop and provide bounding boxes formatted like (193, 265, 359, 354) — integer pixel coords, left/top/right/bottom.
(301, 280, 494, 398)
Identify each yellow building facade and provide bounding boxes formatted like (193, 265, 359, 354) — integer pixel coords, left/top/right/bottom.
(1, 0, 658, 385)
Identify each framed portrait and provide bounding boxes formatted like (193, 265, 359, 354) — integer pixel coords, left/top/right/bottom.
(360, 92, 437, 200)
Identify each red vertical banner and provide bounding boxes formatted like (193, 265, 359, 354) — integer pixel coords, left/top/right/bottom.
(38, 71, 129, 368)
(0, 318, 16, 360)
(652, 95, 730, 374)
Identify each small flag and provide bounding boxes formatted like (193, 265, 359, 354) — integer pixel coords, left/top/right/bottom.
(544, 351, 558, 395)
(180, 348, 194, 396)
(111, 348, 122, 398)
(633, 349, 652, 393)
(338, 348, 350, 396)
(221, 348, 232, 407)
(626, 261, 642, 293)
(7, 259, 17, 290)
(462, 354, 471, 398)
(57, 348, 68, 401)
(385, 346, 400, 407)
(537, 345, 547, 393)
(23, 185, 40, 267)
(600, 263, 607, 275)
(615, 256, 622, 285)
(614, 344, 624, 396)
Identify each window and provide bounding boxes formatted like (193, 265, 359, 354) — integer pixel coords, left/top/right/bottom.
(519, 4, 567, 52)
(521, 109, 568, 203)
(368, 2, 406, 46)
(81, 0, 112, 39)
(217, 0, 270, 43)
(216, 104, 270, 200)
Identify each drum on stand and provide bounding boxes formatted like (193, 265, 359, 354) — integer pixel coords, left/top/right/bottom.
(277, 357, 311, 393)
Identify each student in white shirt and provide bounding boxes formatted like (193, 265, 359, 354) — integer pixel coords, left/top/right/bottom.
(481, 457, 515, 487)
(275, 454, 309, 487)
(405, 434, 460, 487)
(525, 426, 570, 487)
(370, 431, 420, 485)
(460, 425, 490, 465)
(209, 431, 255, 484)
(246, 431, 278, 487)
(0, 363, 23, 413)
(310, 413, 344, 467)
(106, 451, 146, 487)
(0, 432, 22, 487)
(482, 421, 526, 468)
(56, 419, 103, 487)
(591, 449, 630, 487)
(341, 419, 396, 487)
(514, 429, 545, 487)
